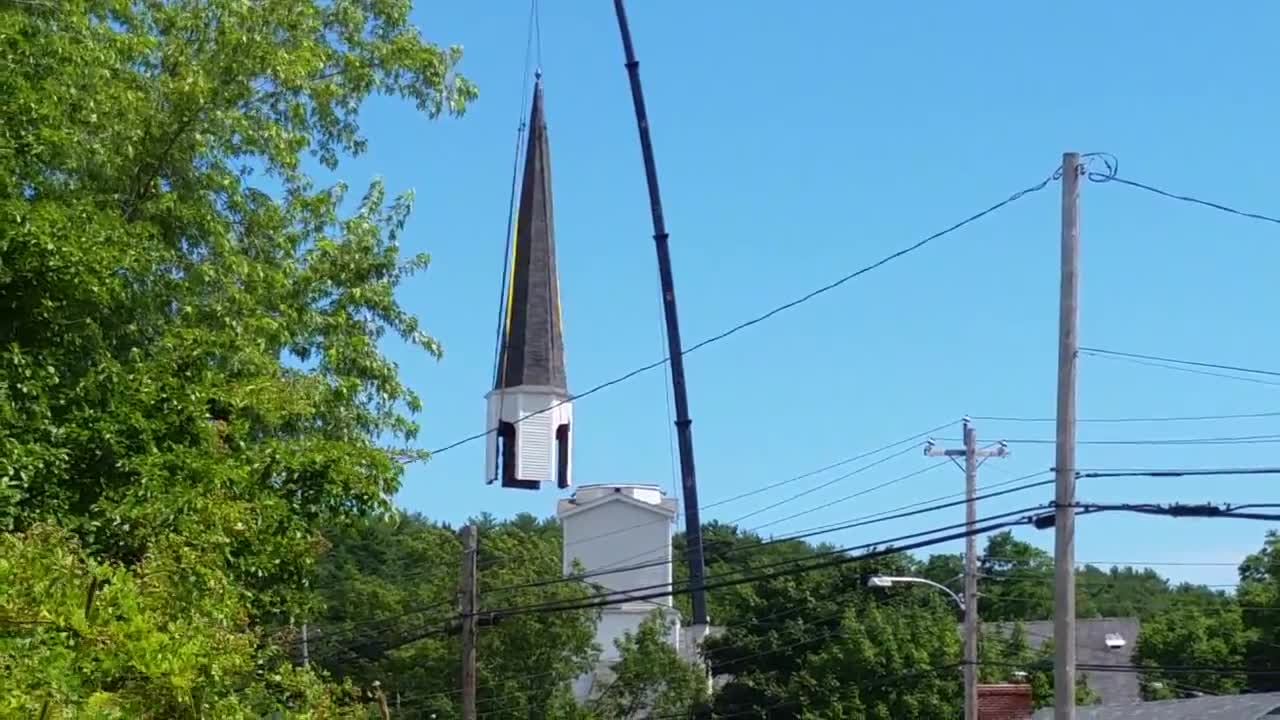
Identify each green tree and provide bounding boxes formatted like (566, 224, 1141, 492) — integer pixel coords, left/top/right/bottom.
(919, 552, 964, 591)
(693, 525, 962, 719)
(1076, 565, 1174, 620)
(590, 613, 709, 719)
(1237, 531, 1280, 691)
(309, 513, 597, 719)
(1, 0, 474, 712)
(979, 532, 1054, 622)
(0, 525, 363, 718)
(1134, 588, 1248, 699)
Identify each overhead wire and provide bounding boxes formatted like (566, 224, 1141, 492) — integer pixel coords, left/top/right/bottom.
(725, 444, 923, 524)
(555, 420, 961, 572)
(486, 472, 1058, 598)
(748, 460, 952, 531)
(1081, 350, 1280, 388)
(1075, 467, 1280, 479)
(754, 469, 1051, 544)
(486, 502, 1148, 621)
(427, 165, 1066, 457)
(973, 409, 1280, 424)
(409, 508, 1047, 636)
(705, 419, 956, 510)
(1090, 165, 1280, 227)
(299, 501, 1277, 699)
(281, 511, 1044, 686)
(937, 432, 1280, 446)
(484, 508, 1049, 619)
(389, 545, 1272, 713)
(1071, 501, 1280, 522)
(305, 461, 1245, 664)
(1082, 347, 1280, 380)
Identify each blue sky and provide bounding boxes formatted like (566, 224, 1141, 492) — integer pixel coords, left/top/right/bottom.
(323, 2, 1279, 588)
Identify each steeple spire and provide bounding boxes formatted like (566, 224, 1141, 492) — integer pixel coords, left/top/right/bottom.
(495, 75, 565, 393)
(486, 76, 573, 490)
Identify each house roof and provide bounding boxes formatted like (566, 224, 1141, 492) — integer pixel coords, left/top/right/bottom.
(1032, 692, 1280, 719)
(495, 76, 567, 393)
(984, 618, 1140, 706)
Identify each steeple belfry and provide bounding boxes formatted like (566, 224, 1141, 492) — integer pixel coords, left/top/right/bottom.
(486, 76, 573, 490)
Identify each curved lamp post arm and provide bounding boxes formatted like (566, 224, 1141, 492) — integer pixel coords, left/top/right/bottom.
(867, 575, 965, 611)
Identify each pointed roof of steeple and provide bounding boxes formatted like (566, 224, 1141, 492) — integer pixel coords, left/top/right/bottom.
(495, 77, 567, 392)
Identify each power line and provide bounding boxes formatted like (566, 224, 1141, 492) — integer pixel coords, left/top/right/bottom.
(488, 472, 1057, 599)
(427, 167, 1064, 457)
(1094, 172, 1280, 227)
(1076, 467, 1280, 479)
(557, 421, 961, 573)
(726, 445, 923, 524)
(1073, 501, 1280, 522)
(973, 410, 1280, 424)
(1081, 349, 1280, 388)
(705, 420, 956, 510)
(485, 509, 1046, 619)
(745, 469, 1049, 545)
(750, 460, 952, 531)
(1082, 347, 1280, 379)
(309, 467, 1149, 658)
(743, 472, 1053, 549)
(300, 470, 1065, 661)
(986, 555, 1240, 568)
(292, 511, 1046, 674)
(938, 433, 1280, 446)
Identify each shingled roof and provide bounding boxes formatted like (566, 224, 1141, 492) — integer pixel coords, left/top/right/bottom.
(1033, 692, 1280, 719)
(495, 76, 567, 393)
(983, 618, 1141, 706)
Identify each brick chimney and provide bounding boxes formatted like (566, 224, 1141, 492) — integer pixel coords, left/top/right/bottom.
(978, 683, 1033, 720)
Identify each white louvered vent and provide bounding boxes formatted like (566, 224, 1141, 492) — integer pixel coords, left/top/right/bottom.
(517, 408, 553, 482)
(1104, 632, 1126, 650)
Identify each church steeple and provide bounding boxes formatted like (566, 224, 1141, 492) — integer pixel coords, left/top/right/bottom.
(486, 75, 573, 491)
(496, 76, 566, 393)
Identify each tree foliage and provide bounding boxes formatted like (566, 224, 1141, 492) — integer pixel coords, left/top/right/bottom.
(0, 525, 363, 718)
(1, 0, 474, 713)
(309, 512, 598, 719)
(589, 613, 709, 719)
(1236, 530, 1280, 692)
(1134, 588, 1248, 698)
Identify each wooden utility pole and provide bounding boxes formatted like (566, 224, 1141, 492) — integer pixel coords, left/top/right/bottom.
(1053, 152, 1081, 720)
(926, 418, 1007, 720)
(460, 525, 479, 720)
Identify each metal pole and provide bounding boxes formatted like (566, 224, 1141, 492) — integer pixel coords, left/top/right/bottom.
(611, 0, 710, 626)
(301, 622, 309, 667)
(963, 419, 979, 720)
(460, 525, 478, 720)
(1053, 152, 1081, 720)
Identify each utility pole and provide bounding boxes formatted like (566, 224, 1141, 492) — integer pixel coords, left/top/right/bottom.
(300, 622, 309, 667)
(926, 417, 1008, 720)
(1053, 152, 1081, 720)
(460, 525, 478, 720)
(611, 0, 710, 628)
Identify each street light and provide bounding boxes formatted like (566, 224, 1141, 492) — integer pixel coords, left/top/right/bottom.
(869, 574, 972, 719)
(866, 575, 965, 611)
